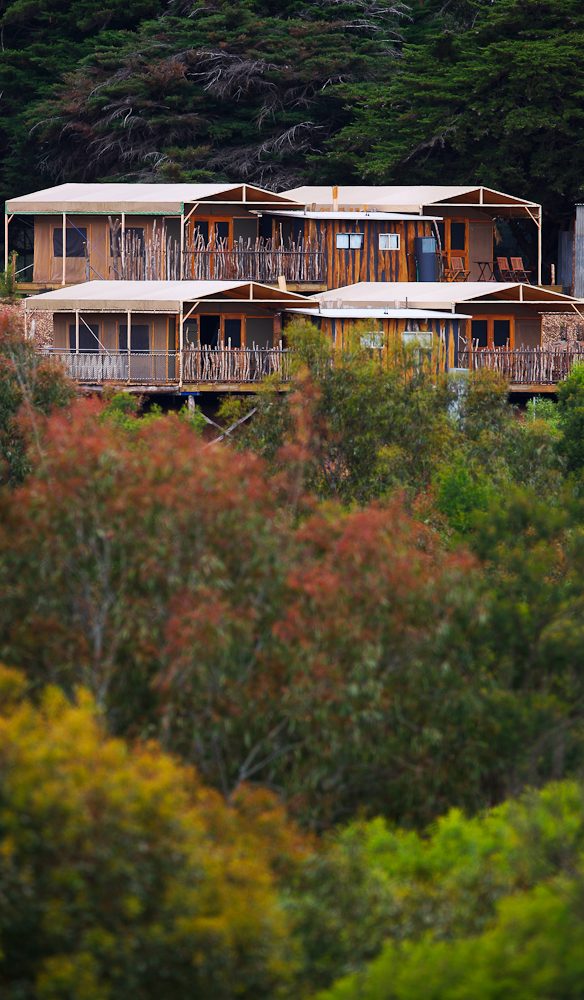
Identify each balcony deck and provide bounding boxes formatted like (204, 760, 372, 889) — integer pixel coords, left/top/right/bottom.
(459, 346, 584, 391)
(41, 347, 292, 392)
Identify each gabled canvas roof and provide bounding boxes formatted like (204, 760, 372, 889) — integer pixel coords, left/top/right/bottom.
(313, 282, 579, 311)
(7, 183, 301, 215)
(283, 186, 541, 216)
(288, 306, 472, 320)
(25, 280, 309, 313)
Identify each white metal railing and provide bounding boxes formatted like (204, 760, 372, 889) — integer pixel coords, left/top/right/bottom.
(42, 350, 178, 384)
(41, 348, 291, 384)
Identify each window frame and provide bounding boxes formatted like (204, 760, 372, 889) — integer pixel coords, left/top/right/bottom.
(379, 233, 400, 251)
(68, 320, 100, 353)
(118, 320, 151, 353)
(470, 315, 515, 350)
(53, 225, 88, 259)
(336, 232, 364, 250)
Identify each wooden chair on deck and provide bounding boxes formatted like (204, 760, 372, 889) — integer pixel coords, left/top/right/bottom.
(443, 255, 470, 282)
(496, 256, 514, 281)
(510, 257, 532, 283)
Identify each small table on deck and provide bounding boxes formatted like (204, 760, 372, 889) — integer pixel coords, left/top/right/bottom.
(475, 260, 496, 281)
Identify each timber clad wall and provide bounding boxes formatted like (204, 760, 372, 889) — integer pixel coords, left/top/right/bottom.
(314, 316, 458, 369)
(302, 219, 434, 287)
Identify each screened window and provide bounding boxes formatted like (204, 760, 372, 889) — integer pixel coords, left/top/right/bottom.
(54, 228, 87, 258)
(118, 324, 150, 351)
(379, 233, 400, 251)
(68, 323, 99, 352)
(336, 233, 364, 249)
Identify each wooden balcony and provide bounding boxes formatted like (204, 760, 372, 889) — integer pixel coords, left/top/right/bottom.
(41, 347, 291, 389)
(459, 346, 584, 389)
(112, 232, 325, 284)
(182, 246, 325, 283)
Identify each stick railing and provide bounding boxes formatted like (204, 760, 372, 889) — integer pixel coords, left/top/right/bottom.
(108, 219, 325, 283)
(459, 346, 584, 384)
(182, 235, 325, 283)
(182, 347, 291, 383)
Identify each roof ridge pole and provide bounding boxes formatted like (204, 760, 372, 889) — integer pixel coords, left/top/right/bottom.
(62, 212, 67, 286)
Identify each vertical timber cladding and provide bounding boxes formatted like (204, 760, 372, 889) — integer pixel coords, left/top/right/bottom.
(305, 218, 434, 287)
(315, 315, 455, 369)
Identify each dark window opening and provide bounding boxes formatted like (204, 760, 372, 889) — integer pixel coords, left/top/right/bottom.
(118, 324, 150, 352)
(493, 320, 511, 347)
(215, 222, 229, 242)
(68, 323, 99, 352)
(184, 319, 198, 348)
(54, 228, 87, 258)
(193, 220, 209, 244)
(224, 318, 241, 348)
(450, 222, 466, 251)
(472, 320, 488, 348)
(200, 315, 220, 348)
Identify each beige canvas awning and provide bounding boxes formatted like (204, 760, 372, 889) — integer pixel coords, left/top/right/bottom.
(313, 281, 580, 311)
(281, 185, 541, 218)
(7, 183, 302, 215)
(25, 280, 310, 313)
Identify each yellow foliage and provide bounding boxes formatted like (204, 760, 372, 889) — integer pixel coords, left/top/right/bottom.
(0, 672, 305, 998)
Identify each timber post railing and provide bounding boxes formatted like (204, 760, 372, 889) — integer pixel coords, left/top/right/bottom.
(109, 228, 326, 283)
(458, 346, 584, 385)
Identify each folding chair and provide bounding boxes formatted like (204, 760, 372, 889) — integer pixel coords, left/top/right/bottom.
(510, 257, 532, 283)
(443, 255, 470, 281)
(496, 256, 514, 281)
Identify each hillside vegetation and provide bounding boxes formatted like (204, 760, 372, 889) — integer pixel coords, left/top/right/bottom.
(4, 309, 584, 994)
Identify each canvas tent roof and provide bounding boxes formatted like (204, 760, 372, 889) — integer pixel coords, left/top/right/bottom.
(259, 209, 441, 222)
(7, 183, 301, 215)
(313, 282, 580, 311)
(289, 307, 471, 320)
(25, 280, 309, 313)
(282, 186, 541, 216)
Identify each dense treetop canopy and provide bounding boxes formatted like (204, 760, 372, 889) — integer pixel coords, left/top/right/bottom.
(1, 0, 583, 235)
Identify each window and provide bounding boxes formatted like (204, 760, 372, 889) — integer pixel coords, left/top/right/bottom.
(54, 227, 87, 258)
(450, 222, 466, 252)
(471, 317, 513, 349)
(118, 323, 150, 352)
(224, 318, 242, 348)
(184, 319, 198, 347)
(379, 233, 400, 251)
(68, 323, 99, 352)
(336, 233, 364, 250)
(402, 330, 433, 366)
(360, 332, 384, 349)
